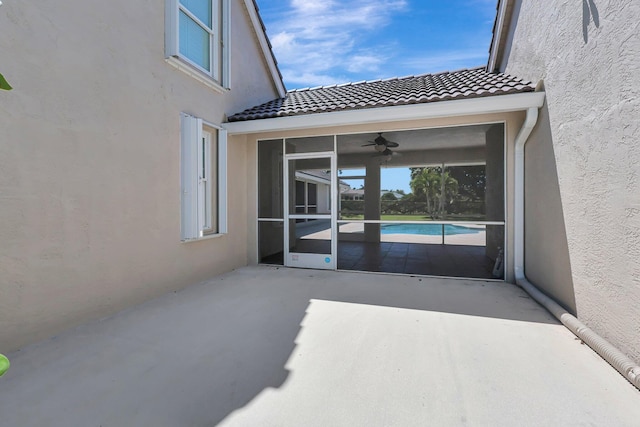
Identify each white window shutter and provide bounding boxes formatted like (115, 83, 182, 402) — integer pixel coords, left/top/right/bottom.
(165, 0, 179, 58)
(200, 133, 213, 232)
(181, 113, 202, 240)
(218, 128, 228, 234)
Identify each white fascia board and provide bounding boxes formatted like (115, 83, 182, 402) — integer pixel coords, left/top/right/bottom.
(487, 0, 510, 73)
(243, 0, 286, 97)
(224, 91, 545, 135)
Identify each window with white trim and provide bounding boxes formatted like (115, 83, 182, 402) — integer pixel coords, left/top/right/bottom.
(180, 113, 227, 240)
(166, 0, 230, 88)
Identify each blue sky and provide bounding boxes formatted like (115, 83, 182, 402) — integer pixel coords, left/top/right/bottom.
(256, 0, 497, 89)
(256, 0, 497, 193)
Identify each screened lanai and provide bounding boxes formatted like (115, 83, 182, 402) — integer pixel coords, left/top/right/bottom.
(257, 123, 506, 279)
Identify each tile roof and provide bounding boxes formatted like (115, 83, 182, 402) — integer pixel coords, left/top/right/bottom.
(228, 67, 535, 122)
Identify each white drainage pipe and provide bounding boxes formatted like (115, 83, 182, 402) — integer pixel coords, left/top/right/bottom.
(514, 106, 640, 390)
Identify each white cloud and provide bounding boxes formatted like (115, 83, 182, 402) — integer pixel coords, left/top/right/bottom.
(262, 0, 495, 88)
(271, 32, 295, 51)
(279, 70, 347, 87)
(346, 54, 384, 73)
(266, 0, 408, 87)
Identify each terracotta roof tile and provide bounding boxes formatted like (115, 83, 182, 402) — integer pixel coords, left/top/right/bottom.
(228, 67, 534, 122)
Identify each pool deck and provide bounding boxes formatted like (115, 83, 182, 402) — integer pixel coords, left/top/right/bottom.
(1, 266, 639, 426)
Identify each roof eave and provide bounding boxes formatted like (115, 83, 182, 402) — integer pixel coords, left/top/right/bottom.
(243, 0, 286, 97)
(224, 91, 546, 135)
(487, 0, 512, 73)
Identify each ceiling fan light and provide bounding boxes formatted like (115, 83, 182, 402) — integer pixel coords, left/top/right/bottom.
(374, 144, 386, 152)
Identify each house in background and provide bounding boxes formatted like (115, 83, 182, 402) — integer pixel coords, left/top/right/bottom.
(339, 190, 404, 201)
(340, 188, 365, 201)
(293, 169, 339, 215)
(0, 0, 638, 384)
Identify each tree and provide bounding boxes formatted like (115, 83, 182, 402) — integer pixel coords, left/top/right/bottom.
(438, 169, 459, 215)
(448, 165, 485, 201)
(409, 167, 459, 218)
(446, 165, 486, 216)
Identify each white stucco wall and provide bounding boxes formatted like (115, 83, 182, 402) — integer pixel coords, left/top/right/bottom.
(0, 0, 280, 351)
(501, 0, 640, 362)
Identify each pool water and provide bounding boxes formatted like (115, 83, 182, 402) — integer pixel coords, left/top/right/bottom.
(380, 223, 480, 236)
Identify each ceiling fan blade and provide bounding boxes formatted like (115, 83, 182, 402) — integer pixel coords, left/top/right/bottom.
(361, 142, 377, 147)
(385, 141, 399, 148)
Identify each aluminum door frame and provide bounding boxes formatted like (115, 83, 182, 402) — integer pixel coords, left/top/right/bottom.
(283, 151, 337, 269)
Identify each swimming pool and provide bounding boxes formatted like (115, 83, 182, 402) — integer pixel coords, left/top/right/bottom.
(380, 223, 481, 236)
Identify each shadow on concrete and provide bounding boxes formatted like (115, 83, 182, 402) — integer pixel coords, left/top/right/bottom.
(1, 266, 558, 426)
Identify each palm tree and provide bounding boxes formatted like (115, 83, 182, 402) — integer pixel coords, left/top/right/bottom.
(410, 167, 459, 218)
(410, 167, 441, 217)
(438, 169, 459, 217)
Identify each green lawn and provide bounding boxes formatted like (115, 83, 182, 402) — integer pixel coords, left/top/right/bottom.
(339, 213, 486, 221)
(340, 214, 432, 221)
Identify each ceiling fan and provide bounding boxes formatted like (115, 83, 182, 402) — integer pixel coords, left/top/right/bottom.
(362, 132, 399, 152)
(362, 133, 400, 161)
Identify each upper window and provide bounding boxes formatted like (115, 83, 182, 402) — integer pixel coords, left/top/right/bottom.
(180, 113, 228, 240)
(166, 0, 230, 88)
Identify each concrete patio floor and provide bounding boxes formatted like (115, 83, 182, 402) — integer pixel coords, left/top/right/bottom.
(1, 266, 638, 426)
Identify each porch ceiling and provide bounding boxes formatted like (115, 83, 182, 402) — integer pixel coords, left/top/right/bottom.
(2, 267, 639, 426)
(337, 124, 491, 154)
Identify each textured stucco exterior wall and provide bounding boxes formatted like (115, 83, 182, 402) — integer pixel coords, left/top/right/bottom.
(501, 0, 640, 362)
(0, 0, 279, 351)
(523, 100, 577, 314)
